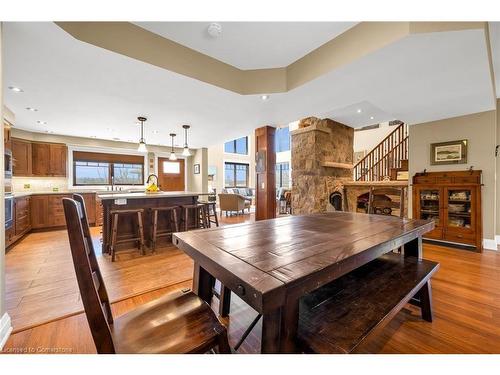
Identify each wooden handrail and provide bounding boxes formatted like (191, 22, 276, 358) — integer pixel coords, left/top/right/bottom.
(354, 123, 408, 181)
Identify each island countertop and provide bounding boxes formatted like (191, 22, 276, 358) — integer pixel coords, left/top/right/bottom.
(97, 191, 210, 200)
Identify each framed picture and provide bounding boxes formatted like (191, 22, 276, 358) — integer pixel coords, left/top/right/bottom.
(255, 150, 266, 173)
(430, 140, 467, 165)
(194, 164, 200, 174)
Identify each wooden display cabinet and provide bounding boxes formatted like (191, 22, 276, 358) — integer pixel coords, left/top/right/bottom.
(413, 170, 482, 251)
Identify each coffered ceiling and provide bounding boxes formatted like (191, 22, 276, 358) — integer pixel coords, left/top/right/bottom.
(134, 22, 357, 69)
(2, 22, 496, 148)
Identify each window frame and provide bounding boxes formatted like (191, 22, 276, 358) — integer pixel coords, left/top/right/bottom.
(224, 136, 248, 155)
(224, 162, 249, 188)
(276, 162, 290, 189)
(73, 154, 145, 186)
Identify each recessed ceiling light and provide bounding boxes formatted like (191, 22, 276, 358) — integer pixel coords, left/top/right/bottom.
(356, 109, 362, 113)
(113, 137, 121, 141)
(152, 130, 159, 134)
(261, 94, 270, 101)
(26, 107, 38, 112)
(370, 116, 374, 120)
(45, 130, 54, 134)
(36, 120, 47, 125)
(8, 86, 24, 93)
(90, 135, 97, 138)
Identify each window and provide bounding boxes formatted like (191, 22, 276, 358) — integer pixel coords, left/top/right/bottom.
(113, 163, 143, 185)
(275, 127, 290, 153)
(73, 151, 144, 186)
(74, 161, 110, 185)
(276, 162, 290, 189)
(162, 161, 180, 174)
(224, 137, 248, 155)
(225, 162, 249, 188)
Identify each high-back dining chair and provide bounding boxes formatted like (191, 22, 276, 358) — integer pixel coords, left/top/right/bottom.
(63, 197, 231, 354)
(367, 186, 405, 218)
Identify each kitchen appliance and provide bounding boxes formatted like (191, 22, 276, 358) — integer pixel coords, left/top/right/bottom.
(5, 194, 14, 229)
(4, 148, 12, 179)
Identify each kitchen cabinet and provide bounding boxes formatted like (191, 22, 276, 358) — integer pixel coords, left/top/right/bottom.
(7, 193, 98, 249)
(82, 193, 96, 225)
(4, 123, 12, 151)
(15, 196, 31, 236)
(49, 144, 68, 176)
(12, 138, 32, 176)
(413, 170, 482, 251)
(30, 193, 97, 230)
(31, 195, 50, 229)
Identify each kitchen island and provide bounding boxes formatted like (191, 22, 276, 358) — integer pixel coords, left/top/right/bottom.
(98, 191, 209, 253)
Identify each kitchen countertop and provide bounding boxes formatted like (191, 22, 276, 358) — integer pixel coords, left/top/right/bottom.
(12, 191, 102, 198)
(97, 191, 210, 200)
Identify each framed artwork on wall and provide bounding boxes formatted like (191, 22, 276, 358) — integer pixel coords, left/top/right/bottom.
(255, 150, 266, 173)
(194, 164, 200, 174)
(430, 140, 467, 165)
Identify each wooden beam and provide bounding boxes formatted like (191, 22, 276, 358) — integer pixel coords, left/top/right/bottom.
(255, 126, 276, 221)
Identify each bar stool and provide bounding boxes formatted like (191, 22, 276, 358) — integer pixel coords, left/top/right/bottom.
(180, 204, 208, 231)
(198, 201, 219, 228)
(109, 208, 145, 262)
(149, 206, 179, 251)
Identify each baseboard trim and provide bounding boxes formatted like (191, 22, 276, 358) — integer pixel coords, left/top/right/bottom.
(495, 235, 500, 246)
(0, 312, 13, 350)
(483, 238, 497, 251)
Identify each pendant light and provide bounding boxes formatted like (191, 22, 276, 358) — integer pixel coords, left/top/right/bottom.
(182, 124, 192, 157)
(137, 116, 148, 153)
(169, 133, 177, 161)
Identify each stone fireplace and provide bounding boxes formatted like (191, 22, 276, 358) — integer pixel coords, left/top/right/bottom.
(291, 117, 354, 215)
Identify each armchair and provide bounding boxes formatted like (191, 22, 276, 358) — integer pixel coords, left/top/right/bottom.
(218, 193, 251, 216)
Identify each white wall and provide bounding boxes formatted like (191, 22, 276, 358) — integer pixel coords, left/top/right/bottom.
(207, 133, 255, 194)
(353, 122, 395, 153)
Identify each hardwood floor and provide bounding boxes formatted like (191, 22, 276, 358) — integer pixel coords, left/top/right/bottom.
(5, 226, 194, 332)
(4, 211, 500, 353)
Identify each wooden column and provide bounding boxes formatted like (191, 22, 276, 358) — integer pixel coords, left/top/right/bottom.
(255, 126, 276, 221)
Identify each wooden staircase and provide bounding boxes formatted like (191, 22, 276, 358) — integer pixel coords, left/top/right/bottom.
(353, 122, 408, 181)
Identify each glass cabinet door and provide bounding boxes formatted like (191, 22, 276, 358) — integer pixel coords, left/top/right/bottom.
(418, 188, 441, 227)
(445, 187, 474, 231)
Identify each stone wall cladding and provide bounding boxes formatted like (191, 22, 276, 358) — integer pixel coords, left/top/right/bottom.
(291, 117, 354, 215)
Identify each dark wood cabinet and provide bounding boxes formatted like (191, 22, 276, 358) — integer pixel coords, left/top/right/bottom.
(413, 170, 482, 251)
(4, 124, 12, 151)
(15, 196, 31, 236)
(49, 143, 68, 176)
(31, 195, 50, 229)
(82, 193, 96, 225)
(31, 143, 51, 176)
(14, 140, 68, 177)
(12, 138, 33, 176)
(7, 193, 98, 248)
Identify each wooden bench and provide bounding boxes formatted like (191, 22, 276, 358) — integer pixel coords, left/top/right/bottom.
(298, 253, 439, 353)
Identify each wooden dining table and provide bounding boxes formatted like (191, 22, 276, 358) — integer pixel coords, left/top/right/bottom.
(173, 212, 434, 353)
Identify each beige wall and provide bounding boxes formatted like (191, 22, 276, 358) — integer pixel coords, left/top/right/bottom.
(186, 147, 208, 193)
(408, 110, 497, 243)
(207, 133, 256, 195)
(10, 128, 205, 193)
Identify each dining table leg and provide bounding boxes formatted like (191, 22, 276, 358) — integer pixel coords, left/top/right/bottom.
(261, 307, 282, 353)
(404, 235, 422, 259)
(261, 295, 300, 353)
(192, 262, 214, 303)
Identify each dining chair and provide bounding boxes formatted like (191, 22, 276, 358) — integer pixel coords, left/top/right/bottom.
(63, 197, 231, 354)
(367, 186, 405, 218)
